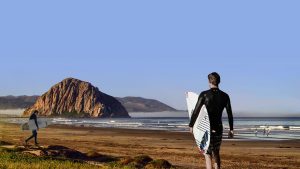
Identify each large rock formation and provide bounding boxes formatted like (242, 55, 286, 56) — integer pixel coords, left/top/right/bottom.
(0, 95, 178, 113)
(23, 78, 129, 118)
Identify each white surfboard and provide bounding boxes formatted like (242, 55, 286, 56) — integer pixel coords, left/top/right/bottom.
(186, 92, 210, 153)
(21, 119, 49, 130)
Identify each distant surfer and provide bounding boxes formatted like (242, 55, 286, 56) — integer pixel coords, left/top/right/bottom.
(189, 72, 234, 169)
(266, 127, 271, 137)
(25, 110, 39, 145)
(255, 128, 258, 137)
(263, 125, 270, 136)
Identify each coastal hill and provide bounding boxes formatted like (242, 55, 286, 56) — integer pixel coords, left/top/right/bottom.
(117, 97, 177, 112)
(0, 95, 177, 113)
(0, 95, 38, 109)
(23, 78, 129, 118)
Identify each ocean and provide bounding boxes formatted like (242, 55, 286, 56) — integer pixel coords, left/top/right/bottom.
(1, 111, 299, 140)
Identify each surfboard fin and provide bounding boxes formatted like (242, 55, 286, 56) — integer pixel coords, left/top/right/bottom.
(200, 131, 209, 150)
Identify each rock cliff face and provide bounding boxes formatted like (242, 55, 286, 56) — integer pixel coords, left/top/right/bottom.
(23, 78, 129, 118)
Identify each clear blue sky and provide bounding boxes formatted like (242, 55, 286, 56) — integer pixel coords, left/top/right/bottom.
(0, 1, 299, 116)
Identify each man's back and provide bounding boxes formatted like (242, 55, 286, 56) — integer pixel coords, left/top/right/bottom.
(189, 88, 233, 133)
(29, 113, 37, 120)
(201, 88, 233, 133)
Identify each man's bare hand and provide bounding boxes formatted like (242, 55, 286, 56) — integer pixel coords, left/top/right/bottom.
(228, 130, 234, 138)
(189, 127, 193, 134)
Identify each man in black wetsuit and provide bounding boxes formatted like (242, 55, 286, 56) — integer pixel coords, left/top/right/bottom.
(189, 72, 234, 169)
(25, 110, 39, 145)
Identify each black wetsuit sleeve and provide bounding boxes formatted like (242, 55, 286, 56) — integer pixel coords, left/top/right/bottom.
(189, 92, 205, 127)
(226, 96, 233, 130)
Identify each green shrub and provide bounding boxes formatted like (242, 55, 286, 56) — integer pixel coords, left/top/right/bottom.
(0, 150, 102, 169)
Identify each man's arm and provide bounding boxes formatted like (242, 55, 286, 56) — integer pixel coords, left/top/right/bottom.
(189, 92, 205, 128)
(226, 95, 234, 134)
(34, 115, 39, 129)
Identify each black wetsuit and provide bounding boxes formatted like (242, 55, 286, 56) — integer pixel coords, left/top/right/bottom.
(25, 113, 39, 144)
(189, 88, 233, 134)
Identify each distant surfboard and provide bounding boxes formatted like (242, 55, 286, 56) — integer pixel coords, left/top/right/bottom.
(186, 92, 210, 153)
(21, 119, 49, 130)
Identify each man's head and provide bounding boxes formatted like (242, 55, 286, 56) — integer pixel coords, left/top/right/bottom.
(32, 110, 38, 115)
(208, 72, 220, 88)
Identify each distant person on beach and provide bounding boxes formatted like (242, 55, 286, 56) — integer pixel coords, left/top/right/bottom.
(25, 110, 39, 145)
(255, 128, 258, 137)
(189, 72, 234, 169)
(263, 125, 270, 136)
(266, 128, 271, 137)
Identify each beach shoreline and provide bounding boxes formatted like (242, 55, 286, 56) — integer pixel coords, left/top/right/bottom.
(2, 116, 300, 141)
(1, 122, 300, 168)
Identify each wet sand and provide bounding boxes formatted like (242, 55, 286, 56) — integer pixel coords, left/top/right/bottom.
(1, 122, 299, 169)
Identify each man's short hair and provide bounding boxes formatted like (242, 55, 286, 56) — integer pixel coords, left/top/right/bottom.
(208, 72, 221, 86)
(33, 110, 38, 114)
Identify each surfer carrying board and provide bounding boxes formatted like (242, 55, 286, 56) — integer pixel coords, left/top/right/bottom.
(189, 72, 234, 169)
(25, 110, 39, 145)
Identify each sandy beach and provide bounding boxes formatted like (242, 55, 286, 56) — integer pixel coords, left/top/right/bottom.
(1, 122, 299, 169)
